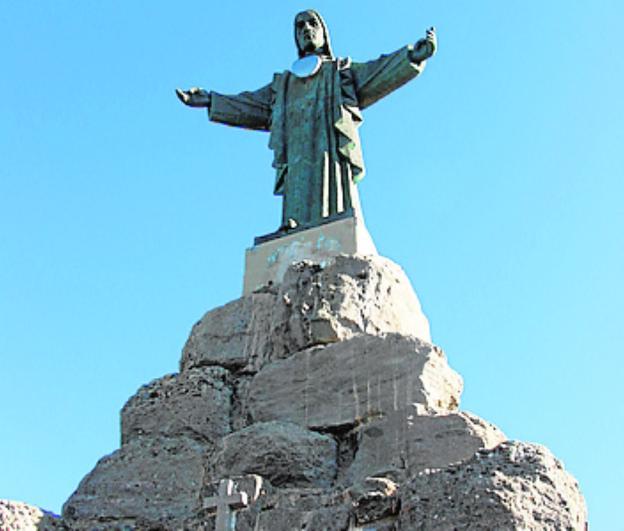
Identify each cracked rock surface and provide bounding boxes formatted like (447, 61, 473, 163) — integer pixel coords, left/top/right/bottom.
(399, 441, 588, 530)
(348, 409, 506, 483)
(181, 255, 431, 373)
(247, 333, 462, 430)
(62, 436, 207, 529)
(121, 366, 232, 446)
(13, 255, 585, 530)
(211, 421, 338, 489)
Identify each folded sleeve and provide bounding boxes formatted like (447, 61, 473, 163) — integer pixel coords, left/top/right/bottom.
(351, 45, 425, 110)
(208, 83, 273, 131)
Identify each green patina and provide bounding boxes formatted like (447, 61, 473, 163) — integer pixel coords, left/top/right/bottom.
(177, 10, 436, 234)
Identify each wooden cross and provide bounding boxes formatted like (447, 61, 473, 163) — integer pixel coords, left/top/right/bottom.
(203, 478, 249, 531)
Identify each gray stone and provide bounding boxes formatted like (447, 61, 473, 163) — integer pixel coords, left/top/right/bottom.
(197, 495, 350, 531)
(180, 254, 431, 373)
(120, 367, 232, 446)
(228, 487, 351, 531)
(247, 334, 462, 430)
(212, 421, 337, 489)
(346, 477, 400, 525)
(251, 506, 350, 531)
(398, 441, 588, 530)
(181, 292, 275, 372)
(0, 500, 65, 530)
(349, 409, 506, 483)
(59, 436, 587, 530)
(270, 255, 431, 355)
(62, 436, 208, 530)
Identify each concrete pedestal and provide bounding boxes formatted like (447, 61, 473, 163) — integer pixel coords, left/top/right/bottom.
(243, 216, 377, 294)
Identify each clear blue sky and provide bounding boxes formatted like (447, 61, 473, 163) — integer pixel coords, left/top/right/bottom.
(1, 1, 622, 528)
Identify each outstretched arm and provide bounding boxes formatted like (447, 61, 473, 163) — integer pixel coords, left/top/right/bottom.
(176, 83, 273, 132)
(351, 27, 437, 110)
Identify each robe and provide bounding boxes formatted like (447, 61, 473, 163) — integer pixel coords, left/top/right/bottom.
(208, 45, 425, 229)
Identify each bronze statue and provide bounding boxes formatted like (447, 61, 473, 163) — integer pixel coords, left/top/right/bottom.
(177, 10, 436, 235)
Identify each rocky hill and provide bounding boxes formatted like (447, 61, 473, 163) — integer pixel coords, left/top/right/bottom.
(4, 255, 587, 530)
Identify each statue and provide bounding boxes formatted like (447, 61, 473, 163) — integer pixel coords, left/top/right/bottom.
(177, 10, 436, 236)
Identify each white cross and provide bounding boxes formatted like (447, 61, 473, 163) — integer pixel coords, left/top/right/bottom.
(203, 478, 249, 531)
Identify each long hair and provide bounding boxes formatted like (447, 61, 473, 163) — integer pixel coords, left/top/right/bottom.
(294, 10, 334, 59)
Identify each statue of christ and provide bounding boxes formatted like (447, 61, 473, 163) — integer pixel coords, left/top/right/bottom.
(177, 10, 436, 235)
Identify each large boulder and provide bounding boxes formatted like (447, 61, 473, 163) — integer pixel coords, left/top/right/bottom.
(180, 255, 431, 372)
(269, 255, 431, 357)
(181, 292, 275, 372)
(348, 409, 506, 482)
(399, 441, 587, 530)
(211, 421, 337, 489)
(120, 367, 232, 446)
(247, 334, 462, 430)
(62, 436, 208, 530)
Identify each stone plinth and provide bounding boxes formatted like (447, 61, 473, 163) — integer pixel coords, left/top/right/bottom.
(243, 215, 377, 295)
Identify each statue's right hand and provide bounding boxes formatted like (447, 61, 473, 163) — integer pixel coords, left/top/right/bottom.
(175, 87, 211, 108)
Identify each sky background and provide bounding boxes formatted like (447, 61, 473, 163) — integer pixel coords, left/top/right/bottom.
(1, 1, 622, 528)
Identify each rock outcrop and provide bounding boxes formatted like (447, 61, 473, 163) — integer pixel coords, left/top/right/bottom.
(247, 334, 462, 430)
(0, 500, 64, 530)
(121, 366, 232, 446)
(63, 436, 207, 529)
(347, 409, 506, 483)
(180, 255, 431, 373)
(17, 254, 585, 529)
(211, 421, 338, 489)
(399, 441, 587, 530)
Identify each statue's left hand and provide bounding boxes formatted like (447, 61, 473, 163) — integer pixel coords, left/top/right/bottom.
(176, 87, 212, 108)
(411, 27, 437, 64)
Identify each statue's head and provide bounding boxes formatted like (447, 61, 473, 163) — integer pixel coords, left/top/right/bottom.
(294, 10, 333, 58)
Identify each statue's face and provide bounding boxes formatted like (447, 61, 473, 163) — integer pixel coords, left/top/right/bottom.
(295, 11, 325, 54)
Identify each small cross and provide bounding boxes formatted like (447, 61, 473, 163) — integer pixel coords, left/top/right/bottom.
(203, 478, 249, 531)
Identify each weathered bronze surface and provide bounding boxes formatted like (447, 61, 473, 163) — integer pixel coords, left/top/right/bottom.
(177, 10, 436, 234)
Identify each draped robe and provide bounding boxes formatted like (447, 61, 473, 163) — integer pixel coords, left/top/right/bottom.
(208, 45, 425, 230)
